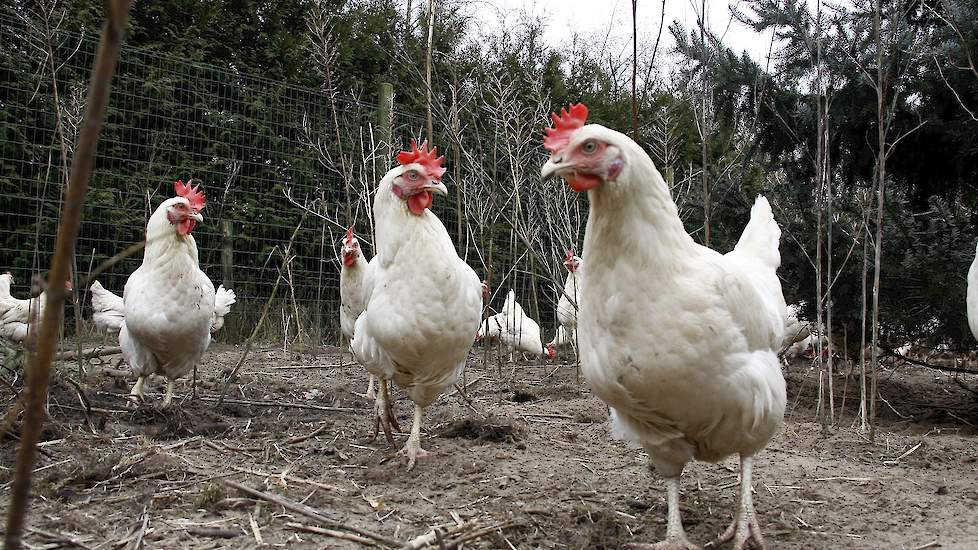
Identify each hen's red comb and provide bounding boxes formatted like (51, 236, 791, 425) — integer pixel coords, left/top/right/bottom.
(544, 103, 588, 153)
(565, 249, 574, 261)
(174, 179, 206, 211)
(397, 139, 446, 180)
(345, 226, 355, 244)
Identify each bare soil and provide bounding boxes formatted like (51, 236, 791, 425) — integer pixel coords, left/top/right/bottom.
(2, 344, 977, 549)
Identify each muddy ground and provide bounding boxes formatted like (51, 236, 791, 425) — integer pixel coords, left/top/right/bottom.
(2, 343, 977, 549)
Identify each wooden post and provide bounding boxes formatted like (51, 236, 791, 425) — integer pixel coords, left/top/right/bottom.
(221, 218, 233, 288)
(377, 81, 394, 153)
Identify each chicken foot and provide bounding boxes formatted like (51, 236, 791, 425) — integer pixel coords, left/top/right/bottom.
(371, 377, 401, 444)
(127, 376, 146, 405)
(161, 379, 176, 407)
(626, 476, 700, 550)
(397, 403, 429, 471)
(706, 455, 766, 550)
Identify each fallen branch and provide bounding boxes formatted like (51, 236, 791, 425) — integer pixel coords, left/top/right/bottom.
(401, 520, 518, 550)
(286, 522, 375, 546)
(197, 395, 358, 413)
(284, 423, 330, 444)
(223, 480, 399, 547)
(55, 346, 121, 361)
(183, 526, 241, 539)
(26, 527, 94, 550)
(266, 362, 358, 370)
(880, 346, 978, 376)
(97, 391, 361, 412)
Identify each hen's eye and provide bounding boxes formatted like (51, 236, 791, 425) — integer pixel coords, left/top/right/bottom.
(408, 171, 419, 181)
(582, 141, 597, 154)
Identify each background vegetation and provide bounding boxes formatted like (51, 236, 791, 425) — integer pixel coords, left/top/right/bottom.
(1, 0, 977, 355)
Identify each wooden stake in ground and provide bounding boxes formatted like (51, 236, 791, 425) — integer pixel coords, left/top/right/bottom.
(4, 2, 132, 547)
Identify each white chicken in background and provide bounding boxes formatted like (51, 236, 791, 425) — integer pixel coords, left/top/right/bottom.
(351, 140, 482, 469)
(90, 280, 125, 335)
(497, 289, 555, 361)
(968, 242, 978, 343)
(541, 104, 786, 550)
(782, 302, 811, 351)
(557, 251, 582, 328)
(555, 250, 583, 353)
(339, 227, 375, 399)
(0, 271, 72, 344)
(120, 180, 216, 407)
(547, 324, 573, 351)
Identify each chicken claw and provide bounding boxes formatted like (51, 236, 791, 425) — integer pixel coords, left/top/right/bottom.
(126, 376, 146, 407)
(397, 403, 429, 471)
(706, 519, 765, 550)
(161, 379, 176, 407)
(397, 435, 429, 471)
(704, 455, 766, 550)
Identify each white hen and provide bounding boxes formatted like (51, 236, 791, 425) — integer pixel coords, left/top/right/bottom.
(547, 324, 573, 350)
(782, 302, 811, 351)
(339, 227, 375, 398)
(0, 272, 72, 344)
(90, 280, 125, 335)
(968, 242, 978, 343)
(497, 289, 555, 360)
(541, 103, 786, 550)
(554, 251, 583, 355)
(351, 140, 482, 469)
(120, 180, 215, 406)
(556, 251, 583, 330)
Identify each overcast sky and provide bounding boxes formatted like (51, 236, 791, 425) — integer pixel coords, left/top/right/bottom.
(470, 0, 780, 67)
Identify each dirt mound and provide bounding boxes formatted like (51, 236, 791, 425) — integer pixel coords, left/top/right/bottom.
(439, 417, 522, 443)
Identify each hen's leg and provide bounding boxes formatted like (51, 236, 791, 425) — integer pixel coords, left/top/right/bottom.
(128, 376, 146, 403)
(397, 403, 429, 470)
(161, 379, 176, 407)
(707, 455, 766, 550)
(627, 476, 699, 550)
(365, 374, 376, 401)
(371, 378, 400, 444)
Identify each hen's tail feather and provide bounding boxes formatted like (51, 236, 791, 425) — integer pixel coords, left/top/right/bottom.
(214, 285, 236, 317)
(90, 280, 125, 314)
(210, 285, 236, 333)
(732, 195, 781, 269)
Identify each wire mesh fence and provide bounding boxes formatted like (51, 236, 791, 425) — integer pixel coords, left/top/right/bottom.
(0, 7, 582, 345)
(0, 8, 404, 342)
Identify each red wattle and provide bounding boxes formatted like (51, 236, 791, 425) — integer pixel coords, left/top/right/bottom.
(343, 253, 356, 267)
(177, 218, 197, 235)
(567, 173, 601, 192)
(407, 191, 433, 215)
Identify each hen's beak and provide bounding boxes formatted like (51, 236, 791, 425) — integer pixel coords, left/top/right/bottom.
(191, 212, 204, 223)
(541, 154, 567, 181)
(426, 181, 448, 197)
